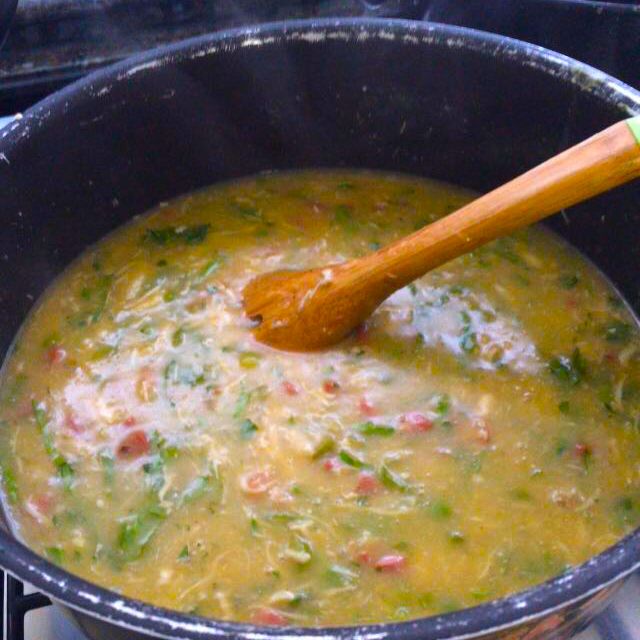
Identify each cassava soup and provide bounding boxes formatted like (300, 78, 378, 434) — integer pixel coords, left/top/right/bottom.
(0, 171, 639, 626)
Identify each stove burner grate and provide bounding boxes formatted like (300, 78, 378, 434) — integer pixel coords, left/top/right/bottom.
(2, 570, 51, 640)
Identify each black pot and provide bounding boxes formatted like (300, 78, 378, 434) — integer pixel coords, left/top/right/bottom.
(0, 18, 639, 640)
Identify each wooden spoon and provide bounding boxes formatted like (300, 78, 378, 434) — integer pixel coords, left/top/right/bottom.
(243, 116, 640, 351)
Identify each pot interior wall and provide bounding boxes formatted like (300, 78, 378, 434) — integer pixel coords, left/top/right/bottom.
(0, 24, 638, 361)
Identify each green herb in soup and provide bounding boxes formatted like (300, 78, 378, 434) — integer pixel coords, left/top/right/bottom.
(0, 170, 639, 627)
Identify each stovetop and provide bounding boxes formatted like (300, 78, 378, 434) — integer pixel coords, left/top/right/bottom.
(0, 0, 637, 115)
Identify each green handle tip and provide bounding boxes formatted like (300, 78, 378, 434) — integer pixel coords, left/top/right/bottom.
(627, 115, 640, 145)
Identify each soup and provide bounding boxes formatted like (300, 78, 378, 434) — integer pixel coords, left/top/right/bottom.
(0, 171, 639, 626)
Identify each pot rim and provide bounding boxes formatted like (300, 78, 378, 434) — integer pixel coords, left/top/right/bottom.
(1, 16, 639, 640)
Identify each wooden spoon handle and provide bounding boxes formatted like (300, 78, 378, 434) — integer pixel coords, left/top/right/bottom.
(359, 117, 640, 290)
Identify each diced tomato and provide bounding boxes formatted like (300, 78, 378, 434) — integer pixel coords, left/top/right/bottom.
(574, 442, 592, 458)
(64, 412, 84, 434)
(374, 554, 406, 572)
(355, 323, 370, 343)
(281, 380, 299, 396)
(25, 494, 55, 523)
(240, 469, 275, 495)
(323, 380, 340, 394)
(32, 493, 55, 515)
(399, 412, 433, 433)
(565, 295, 577, 309)
(252, 607, 287, 626)
(322, 457, 341, 473)
(358, 397, 376, 417)
(123, 416, 137, 428)
(604, 351, 619, 365)
(47, 346, 66, 365)
(116, 430, 150, 459)
(355, 472, 380, 495)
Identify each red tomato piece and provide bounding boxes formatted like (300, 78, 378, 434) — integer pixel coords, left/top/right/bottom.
(565, 295, 578, 309)
(116, 430, 150, 459)
(252, 607, 287, 626)
(25, 494, 55, 523)
(240, 469, 275, 495)
(604, 351, 619, 365)
(374, 554, 406, 572)
(47, 346, 66, 365)
(399, 412, 433, 433)
(322, 457, 341, 473)
(358, 397, 376, 417)
(281, 380, 299, 396)
(322, 380, 340, 394)
(123, 416, 137, 428)
(355, 472, 380, 495)
(575, 442, 592, 458)
(64, 412, 84, 434)
(32, 493, 55, 515)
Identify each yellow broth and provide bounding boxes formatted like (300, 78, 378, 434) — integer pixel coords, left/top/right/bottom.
(0, 171, 639, 626)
